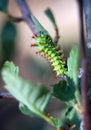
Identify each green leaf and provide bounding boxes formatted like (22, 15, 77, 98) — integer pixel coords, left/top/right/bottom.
(2, 61, 19, 76)
(31, 15, 48, 34)
(50, 117, 61, 129)
(19, 103, 38, 117)
(1, 21, 17, 63)
(53, 80, 75, 102)
(0, 0, 9, 13)
(19, 101, 62, 128)
(45, 8, 59, 41)
(1, 61, 51, 118)
(45, 8, 56, 27)
(65, 107, 81, 130)
(66, 76, 75, 91)
(67, 44, 80, 86)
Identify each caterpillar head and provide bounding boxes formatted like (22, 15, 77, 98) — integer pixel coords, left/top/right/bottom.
(32, 31, 54, 47)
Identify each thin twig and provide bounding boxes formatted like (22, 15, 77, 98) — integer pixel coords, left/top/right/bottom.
(0, 92, 13, 99)
(54, 27, 60, 44)
(16, 0, 38, 34)
(77, 0, 91, 130)
(83, 0, 91, 49)
(8, 14, 24, 22)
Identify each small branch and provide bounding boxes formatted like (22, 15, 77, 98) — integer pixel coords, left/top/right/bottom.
(83, 0, 91, 49)
(16, 0, 38, 34)
(0, 92, 13, 99)
(77, 0, 91, 130)
(54, 27, 60, 44)
(77, 0, 86, 58)
(8, 14, 24, 22)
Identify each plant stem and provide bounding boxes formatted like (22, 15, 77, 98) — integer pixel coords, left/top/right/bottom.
(77, 0, 91, 129)
(0, 92, 13, 99)
(83, 0, 91, 50)
(40, 114, 54, 126)
(83, 0, 91, 125)
(16, 0, 38, 34)
(75, 87, 81, 104)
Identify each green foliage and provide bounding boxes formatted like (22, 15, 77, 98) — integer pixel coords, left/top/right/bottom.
(50, 117, 61, 129)
(1, 61, 51, 118)
(66, 76, 75, 90)
(19, 103, 38, 117)
(1, 21, 17, 64)
(45, 8, 57, 28)
(53, 80, 75, 102)
(2, 61, 19, 75)
(45, 8, 59, 43)
(31, 15, 48, 34)
(0, 0, 9, 13)
(65, 107, 81, 130)
(67, 44, 80, 103)
(67, 44, 80, 87)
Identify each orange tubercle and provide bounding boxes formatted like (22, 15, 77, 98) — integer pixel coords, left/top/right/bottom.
(31, 44, 37, 47)
(32, 34, 38, 39)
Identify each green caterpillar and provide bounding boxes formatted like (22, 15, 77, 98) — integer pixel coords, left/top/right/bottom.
(31, 31, 67, 77)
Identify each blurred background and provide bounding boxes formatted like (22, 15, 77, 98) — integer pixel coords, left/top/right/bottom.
(0, 0, 80, 130)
